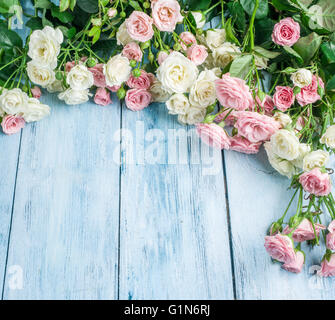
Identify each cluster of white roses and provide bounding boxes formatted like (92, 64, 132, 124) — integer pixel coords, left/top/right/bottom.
(162, 53, 220, 125)
(265, 129, 330, 178)
(27, 26, 64, 93)
(0, 88, 50, 123)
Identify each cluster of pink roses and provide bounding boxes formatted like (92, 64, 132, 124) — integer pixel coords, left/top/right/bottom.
(265, 217, 335, 276)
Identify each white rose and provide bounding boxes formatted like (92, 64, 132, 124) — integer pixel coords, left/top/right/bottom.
(0, 88, 7, 116)
(273, 112, 292, 128)
(0, 88, 28, 115)
(303, 150, 329, 172)
(212, 42, 241, 68)
(28, 26, 63, 69)
(320, 125, 335, 148)
(47, 80, 64, 93)
(67, 64, 94, 90)
(206, 29, 226, 50)
(177, 106, 206, 125)
(291, 143, 311, 168)
(166, 94, 190, 115)
(254, 54, 269, 70)
(27, 60, 56, 88)
(189, 69, 218, 108)
(104, 54, 131, 87)
(291, 69, 313, 88)
(23, 98, 50, 122)
(58, 88, 91, 105)
(191, 12, 206, 29)
(264, 142, 299, 178)
(116, 21, 133, 46)
(269, 129, 300, 161)
(157, 51, 199, 94)
(149, 79, 171, 103)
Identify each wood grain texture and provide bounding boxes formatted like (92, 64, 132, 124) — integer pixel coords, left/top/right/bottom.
(118, 102, 234, 299)
(2, 94, 121, 299)
(0, 133, 21, 293)
(224, 149, 335, 299)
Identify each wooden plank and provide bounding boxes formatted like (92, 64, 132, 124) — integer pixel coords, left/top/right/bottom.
(224, 149, 335, 299)
(2, 94, 121, 299)
(118, 103, 234, 299)
(0, 133, 21, 294)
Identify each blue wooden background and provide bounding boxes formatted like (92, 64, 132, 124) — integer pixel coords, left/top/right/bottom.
(1, 1, 335, 300)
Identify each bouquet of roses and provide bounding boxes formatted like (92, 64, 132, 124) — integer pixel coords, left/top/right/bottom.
(1, 0, 335, 276)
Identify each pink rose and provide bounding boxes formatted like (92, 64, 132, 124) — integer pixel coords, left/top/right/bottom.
(326, 220, 335, 250)
(107, 85, 121, 92)
(107, 8, 117, 18)
(89, 64, 107, 88)
(273, 86, 294, 112)
(65, 61, 76, 72)
(126, 70, 151, 90)
(179, 31, 197, 51)
(1, 115, 25, 135)
(158, 51, 169, 65)
(31, 86, 42, 99)
(328, 220, 335, 233)
(283, 218, 326, 242)
(318, 253, 335, 277)
(255, 93, 274, 116)
(187, 45, 208, 66)
(214, 109, 237, 127)
(152, 0, 183, 32)
(299, 168, 331, 197)
(94, 88, 112, 106)
(215, 74, 254, 111)
(327, 232, 335, 251)
(272, 17, 300, 47)
(122, 42, 143, 62)
(296, 75, 324, 106)
(282, 251, 304, 273)
(234, 111, 281, 143)
(147, 73, 156, 86)
(229, 135, 261, 154)
(125, 88, 152, 111)
(196, 123, 230, 150)
(126, 11, 154, 42)
(264, 234, 296, 264)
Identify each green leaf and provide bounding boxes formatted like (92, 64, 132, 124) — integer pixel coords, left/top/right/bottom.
(225, 17, 240, 46)
(34, 0, 52, 9)
(229, 54, 253, 79)
(89, 25, 100, 37)
(227, 1, 246, 31)
(0, 23, 22, 48)
(307, 0, 335, 32)
(254, 18, 275, 45)
(69, 0, 76, 10)
(77, 0, 99, 13)
(60, 0, 70, 12)
(281, 67, 297, 74)
(293, 32, 322, 65)
(92, 39, 117, 60)
(271, 0, 298, 11)
(240, 0, 269, 20)
(321, 42, 335, 64)
(26, 17, 43, 30)
(42, 16, 53, 27)
(67, 27, 76, 39)
(327, 75, 335, 91)
(283, 46, 303, 65)
(184, 0, 211, 11)
(253, 46, 281, 59)
(51, 5, 74, 23)
(129, 0, 142, 11)
(0, 0, 20, 14)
